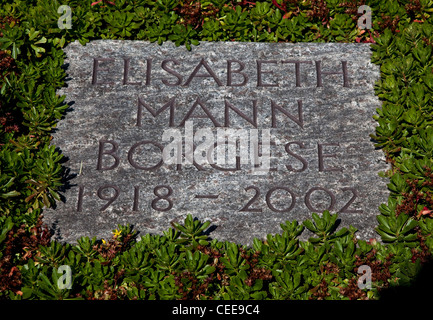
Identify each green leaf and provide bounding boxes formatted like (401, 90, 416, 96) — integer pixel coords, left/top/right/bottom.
(0, 217, 14, 244)
(377, 215, 392, 232)
(303, 219, 317, 232)
(400, 217, 418, 234)
(375, 229, 397, 242)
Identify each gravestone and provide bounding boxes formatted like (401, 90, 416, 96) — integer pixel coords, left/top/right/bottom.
(44, 40, 390, 245)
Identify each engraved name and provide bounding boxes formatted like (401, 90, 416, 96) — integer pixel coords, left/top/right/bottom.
(91, 58, 350, 88)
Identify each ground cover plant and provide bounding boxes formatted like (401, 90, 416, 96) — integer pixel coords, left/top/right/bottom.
(1, 0, 433, 300)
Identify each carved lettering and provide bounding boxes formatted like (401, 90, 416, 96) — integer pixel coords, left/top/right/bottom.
(281, 60, 312, 87)
(227, 59, 248, 86)
(305, 187, 336, 212)
(184, 58, 223, 86)
(252, 140, 277, 172)
(77, 185, 84, 212)
(224, 99, 257, 128)
(90, 58, 353, 88)
(161, 59, 183, 86)
(179, 98, 222, 127)
(78, 49, 368, 226)
(285, 141, 308, 172)
(92, 58, 115, 85)
(145, 58, 152, 86)
(193, 127, 214, 166)
(151, 185, 173, 211)
(206, 140, 242, 171)
(271, 99, 303, 129)
(133, 186, 140, 211)
(318, 143, 342, 172)
(97, 140, 120, 171)
(339, 187, 363, 213)
(240, 186, 262, 212)
(137, 96, 176, 127)
(75, 184, 363, 214)
(315, 60, 350, 87)
(123, 58, 142, 85)
(266, 187, 296, 213)
(257, 60, 278, 87)
(127, 140, 164, 170)
(97, 185, 120, 211)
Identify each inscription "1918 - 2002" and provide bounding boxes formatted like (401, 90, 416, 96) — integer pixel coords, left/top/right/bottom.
(75, 184, 362, 215)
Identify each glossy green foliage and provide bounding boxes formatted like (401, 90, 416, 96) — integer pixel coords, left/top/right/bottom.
(1, 0, 433, 301)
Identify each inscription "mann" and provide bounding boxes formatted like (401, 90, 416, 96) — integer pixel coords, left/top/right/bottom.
(136, 97, 304, 128)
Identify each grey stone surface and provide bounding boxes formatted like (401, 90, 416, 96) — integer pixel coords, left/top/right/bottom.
(44, 40, 390, 245)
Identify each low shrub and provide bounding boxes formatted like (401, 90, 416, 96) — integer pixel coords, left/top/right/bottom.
(1, 0, 433, 300)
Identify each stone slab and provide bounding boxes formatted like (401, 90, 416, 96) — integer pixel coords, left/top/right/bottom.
(43, 40, 390, 245)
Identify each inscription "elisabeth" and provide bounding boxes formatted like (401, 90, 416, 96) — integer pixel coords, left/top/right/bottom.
(92, 58, 350, 88)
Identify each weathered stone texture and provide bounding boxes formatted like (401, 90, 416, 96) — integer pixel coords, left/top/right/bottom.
(44, 40, 389, 245)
